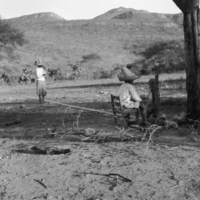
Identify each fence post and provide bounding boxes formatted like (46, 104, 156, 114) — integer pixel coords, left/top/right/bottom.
(148, 74, 160, 118)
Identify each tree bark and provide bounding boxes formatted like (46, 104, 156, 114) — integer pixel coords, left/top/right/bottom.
(173, 0, 200, 120)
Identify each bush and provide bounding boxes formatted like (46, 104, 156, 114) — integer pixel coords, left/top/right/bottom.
(82, 53, 101, 62)
(93, 69, 112, 79)
(0, 19, 27, 60)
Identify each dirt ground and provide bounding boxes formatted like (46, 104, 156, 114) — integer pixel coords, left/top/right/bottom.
(0, 79, 200, 200)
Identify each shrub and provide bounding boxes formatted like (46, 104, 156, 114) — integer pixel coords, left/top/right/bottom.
(0, 19, 27, 60)
(82, 53, 101, 62)
(93, 69, 112, 79)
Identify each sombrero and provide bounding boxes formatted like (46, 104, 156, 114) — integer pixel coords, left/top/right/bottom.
(118, 66, 138, 81)
(34, 57, 43, 66)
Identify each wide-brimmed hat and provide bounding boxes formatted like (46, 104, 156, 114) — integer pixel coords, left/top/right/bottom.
(34, 58, 43, 66)
(118, 66, 138, 81)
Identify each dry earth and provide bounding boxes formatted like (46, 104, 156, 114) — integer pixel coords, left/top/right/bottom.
(0, 76, 200, 200)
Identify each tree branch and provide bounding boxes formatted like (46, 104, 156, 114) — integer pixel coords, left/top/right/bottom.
(172, 0, 186, 13)
(173, 0, 199, 13)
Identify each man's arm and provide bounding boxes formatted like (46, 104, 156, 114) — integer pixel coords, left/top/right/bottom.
(128, 84, 142, 102)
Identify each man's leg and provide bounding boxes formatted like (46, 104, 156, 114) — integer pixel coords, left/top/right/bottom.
(140, 102, 149, 125)
(42, 96, 45, 103)
(124, 113, 130, 126)
(136, 109, 140, 125)
(39, 95, 42, 103)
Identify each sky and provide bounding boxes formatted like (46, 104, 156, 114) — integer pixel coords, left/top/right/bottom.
(0, 0, 181, 20)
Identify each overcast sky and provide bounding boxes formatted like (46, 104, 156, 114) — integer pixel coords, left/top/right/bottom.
(0, 0, 181, 20)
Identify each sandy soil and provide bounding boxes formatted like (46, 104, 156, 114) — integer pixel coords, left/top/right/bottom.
(0, 79, 200, 200)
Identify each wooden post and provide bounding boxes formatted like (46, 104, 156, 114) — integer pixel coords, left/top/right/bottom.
(148, 74, 160, 118)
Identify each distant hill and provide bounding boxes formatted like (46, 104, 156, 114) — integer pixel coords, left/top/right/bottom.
(1, 7, 184, 79)
(10, 12, 65, 21)
(94, 7, 182, 23)
(94, 7, 149, 20)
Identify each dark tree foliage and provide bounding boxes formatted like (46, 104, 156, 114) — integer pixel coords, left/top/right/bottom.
(0, 19, 26, 60)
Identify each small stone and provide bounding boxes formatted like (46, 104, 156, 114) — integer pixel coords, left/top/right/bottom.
(84, 128, 96, 136)
(20, 104, 26, 108)
(57, 195, 64, 200)
(48, 195, 57, 200)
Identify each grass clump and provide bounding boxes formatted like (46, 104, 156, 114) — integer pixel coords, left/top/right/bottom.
(82, 53, 101, 62)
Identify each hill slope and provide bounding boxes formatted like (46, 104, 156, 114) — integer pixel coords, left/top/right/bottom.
(10, 12, 65, 22)
(1, 8, 184, 79)
(94, 7, 182, 23)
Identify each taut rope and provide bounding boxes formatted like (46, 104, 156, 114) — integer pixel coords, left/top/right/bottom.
(22, 95, 113, 115)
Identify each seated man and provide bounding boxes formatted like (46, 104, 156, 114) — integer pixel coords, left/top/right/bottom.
(118, 65, 149, 126)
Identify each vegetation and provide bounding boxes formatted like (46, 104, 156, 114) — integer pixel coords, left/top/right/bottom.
(0, 19, 26, 61)
(2, 10, 183, 77)
(136, 39, 185, 75)
(82, 53, 101, 62)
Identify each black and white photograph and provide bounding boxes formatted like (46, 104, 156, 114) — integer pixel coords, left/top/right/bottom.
(0, 0, 200, 199)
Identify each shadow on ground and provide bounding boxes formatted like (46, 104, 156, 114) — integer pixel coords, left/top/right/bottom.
(0, 97, 199, 149)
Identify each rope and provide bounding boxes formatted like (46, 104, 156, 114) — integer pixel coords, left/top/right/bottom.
(21, 89, 152, 116)
(22, 94, 113, 115)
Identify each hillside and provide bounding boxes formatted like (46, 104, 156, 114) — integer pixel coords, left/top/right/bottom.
(94, 7, 182, 23)
(1, 8, 184, 79)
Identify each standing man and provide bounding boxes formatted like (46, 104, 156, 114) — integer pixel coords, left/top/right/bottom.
(35, 58, 47, 104)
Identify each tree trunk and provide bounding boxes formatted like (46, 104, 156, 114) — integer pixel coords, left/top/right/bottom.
(184, 9, 200, 119)
(173, 0, 200, 120)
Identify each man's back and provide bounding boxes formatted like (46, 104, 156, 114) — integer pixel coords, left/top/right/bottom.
(118, 82, 141, 107)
